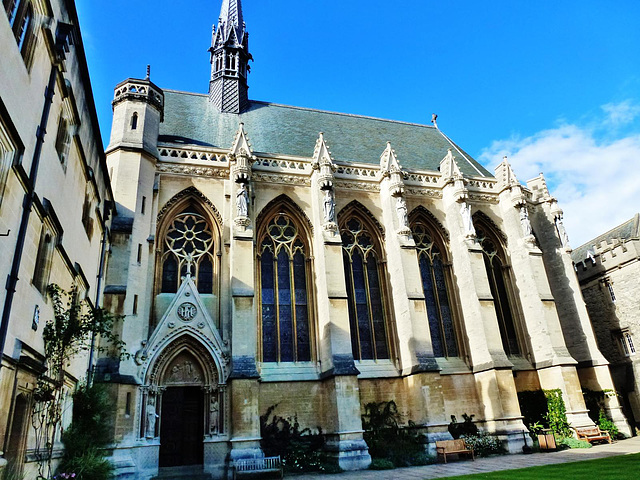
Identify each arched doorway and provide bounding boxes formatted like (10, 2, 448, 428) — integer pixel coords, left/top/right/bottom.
(143, 335, 226, 470)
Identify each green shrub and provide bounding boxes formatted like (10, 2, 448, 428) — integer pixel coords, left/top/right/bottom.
(370, 458, 394, 470)
(461, 432, 505, 457)
(598, 410, 620, 439)
(362, 401, 427, 468)
(56, 384, 115, 480)
(259, 405, 330, 473)
(543, 389, 572, 438)
(557, 437, 592, 449)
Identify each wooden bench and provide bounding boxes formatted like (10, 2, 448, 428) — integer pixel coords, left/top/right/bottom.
(435, 439, 475, 464)
(573, 426, 612, 444)
(233, 455, 283, 479)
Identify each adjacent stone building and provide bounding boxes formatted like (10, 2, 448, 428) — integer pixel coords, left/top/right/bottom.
(573, 214, 640, 430)
(0, 0, 114, 476)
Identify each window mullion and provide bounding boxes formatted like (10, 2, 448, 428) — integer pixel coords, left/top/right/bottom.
(430, 259, 447, 357)
(289, 253, 297, 362)
(348, 253, 362, 360)
(363, 253, 377, 360)
(273, 251, 281, 363)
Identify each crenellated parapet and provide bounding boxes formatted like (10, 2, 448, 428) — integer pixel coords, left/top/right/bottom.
(112, 78, 164, 120)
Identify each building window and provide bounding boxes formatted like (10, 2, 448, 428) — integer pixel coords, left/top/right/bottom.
(130, 112, 138, 130)
(55, 113, 72, 164)
(618, 330, 636, 357)
(141, 196, 146, 214)
(137, 244, 142, 264)
(604, 279, 616, 303)
(81, 188, 94, 238)
(132, 294, 138, 315)
(5, 0, 21, 26)
(5, 0, 36, 64)
(341, 214, 390, 361)
(411, 219, 459, 358)
(33, 224, 56, 294)
(258, 212, 311, 363)
(159, 204, 216, 294)
(476, 221, 522, 356)
(0, 110, 21, 209)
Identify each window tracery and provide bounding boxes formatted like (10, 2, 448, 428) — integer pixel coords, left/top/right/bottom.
(160, 206, 216, 294)
(341, 215, 390, 361)
(258, 212, 311, 363)
(412, 220, 459, 358)
(476, 223, 521, 356)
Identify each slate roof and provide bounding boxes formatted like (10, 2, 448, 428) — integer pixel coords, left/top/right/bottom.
(158, 90, 492, 177)
(571, 213, 640, 263)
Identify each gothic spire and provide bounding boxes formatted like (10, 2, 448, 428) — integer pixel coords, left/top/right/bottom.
(209, 0, 252, 113)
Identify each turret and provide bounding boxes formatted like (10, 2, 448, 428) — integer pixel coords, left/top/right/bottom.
(107, 73, 164, 159)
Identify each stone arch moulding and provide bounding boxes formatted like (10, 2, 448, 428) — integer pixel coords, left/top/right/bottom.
(146, 333, 223, 387)
(157, 186, 223, 228)
(337, 199, 385, 239)
(473, 210, 508, 242)
(408, 205, 450, 241)
(255, 193, 314, 235)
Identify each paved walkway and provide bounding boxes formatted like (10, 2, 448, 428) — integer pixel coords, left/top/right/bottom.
(286, 436, 640, 479)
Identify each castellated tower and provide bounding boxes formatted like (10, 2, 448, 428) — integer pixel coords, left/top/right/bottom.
(103, 78, 164, 380)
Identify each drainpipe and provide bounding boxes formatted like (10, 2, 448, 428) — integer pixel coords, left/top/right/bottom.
(0, 24, 73, 372)
(87, 216, 109, 385)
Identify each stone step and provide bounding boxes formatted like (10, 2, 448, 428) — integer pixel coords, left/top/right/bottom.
(151, 465, 213, 480)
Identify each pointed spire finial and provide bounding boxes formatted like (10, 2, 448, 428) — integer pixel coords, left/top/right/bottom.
(431, 113, 438, 128)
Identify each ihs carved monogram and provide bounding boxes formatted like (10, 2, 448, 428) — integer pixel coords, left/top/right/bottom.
(177, 302, 197, 321)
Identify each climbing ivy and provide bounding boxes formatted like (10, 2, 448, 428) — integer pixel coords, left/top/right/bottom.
(543, 389, 572, 438)
(31, 285, 126, 480)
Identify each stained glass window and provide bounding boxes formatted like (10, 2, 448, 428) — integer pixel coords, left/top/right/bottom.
(341, 216, 390, 361)
(160, 206, 216, 294)
(259, 213, 311, 363)
(476, 225, 521, 356)
(412, 221, 459, 357)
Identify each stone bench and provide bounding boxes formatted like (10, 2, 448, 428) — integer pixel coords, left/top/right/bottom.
(573, 426, 612, 444)
(233, 455, 283, 479)
(435, 439, 475, 464)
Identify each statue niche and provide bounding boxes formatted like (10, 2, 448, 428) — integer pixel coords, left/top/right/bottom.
(163, 351, 208, 386)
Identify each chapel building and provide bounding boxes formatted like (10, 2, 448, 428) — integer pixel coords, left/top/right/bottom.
(100, 1, 631, 478)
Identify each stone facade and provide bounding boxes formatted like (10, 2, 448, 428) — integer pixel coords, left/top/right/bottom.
(0, 0, 113, 476)
(96, 3, 631, 479)
(573, 214, 640, 430)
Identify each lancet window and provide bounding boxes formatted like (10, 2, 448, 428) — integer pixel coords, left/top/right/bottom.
(411, 219, 459, 358)
(341, 213, 390, 361)
(159, 205, 216, 294)
(475, 219, 521, 356)
(258, 211, 312, 363)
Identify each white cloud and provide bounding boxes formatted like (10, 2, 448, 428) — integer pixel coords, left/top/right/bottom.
(601, 100, 640, 126)
(479, 106, 640, 247)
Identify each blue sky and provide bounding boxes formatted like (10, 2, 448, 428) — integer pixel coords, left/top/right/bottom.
(77, 0, 640, 246)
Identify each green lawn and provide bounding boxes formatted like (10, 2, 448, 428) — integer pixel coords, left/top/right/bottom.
(437, 453, 640, 479)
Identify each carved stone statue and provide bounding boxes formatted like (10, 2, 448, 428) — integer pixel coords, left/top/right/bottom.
(460, 201, 475, 237)
(519, 206, 532, 236)
(236, 183, 249, 217)
(555, 214, 571, 249)
(323, 189, 335, 223)
(210, 396, 220, 434)
(146, 396, 158, 438)
(395, 196, 408, 229)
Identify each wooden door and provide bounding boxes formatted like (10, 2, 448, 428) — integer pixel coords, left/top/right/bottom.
(159, 387, 204, 467)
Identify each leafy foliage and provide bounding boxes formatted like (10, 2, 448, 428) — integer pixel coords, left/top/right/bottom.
(362, 401, 430, 468)
(557, 436, 592, 449)
(448, 413, 478, 439)
(461, 432, 505, 457)
(259, 405, 335, 473)
(543, 389, 572, 438)
(598, 410, 619, 439)
(31, 285, 125, 480)
(56, 384, 116, 480)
